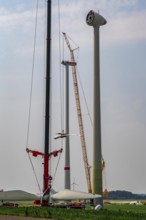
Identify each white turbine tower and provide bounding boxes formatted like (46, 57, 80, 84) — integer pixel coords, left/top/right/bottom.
(86, 10, 107, 207)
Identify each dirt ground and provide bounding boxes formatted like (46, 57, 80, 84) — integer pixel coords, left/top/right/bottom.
(0, 216, 54, 220)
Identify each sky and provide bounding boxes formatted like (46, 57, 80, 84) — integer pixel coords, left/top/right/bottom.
(0, 0, 146, 195)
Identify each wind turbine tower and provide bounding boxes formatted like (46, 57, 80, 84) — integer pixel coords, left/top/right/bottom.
(86, 10, 107, 206)
(61, 61, 76, 189)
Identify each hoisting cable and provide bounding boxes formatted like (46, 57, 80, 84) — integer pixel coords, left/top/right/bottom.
(66, 34, 93, 126)
(69, 35, 107, 194)
(76, 67, 93, 126)
(26, 0, 41, 194)
(51, 152, 62, 187)
(67, 34, 79, 50)
(42, 0, 47, 154)
(27, 152, 42, 193)
(58, 0, 65, 134)
(50, 0, 64, 188)
(50, 0, 64, 187)
(73, 39, 107, 192)
(75, 45, 107, 193)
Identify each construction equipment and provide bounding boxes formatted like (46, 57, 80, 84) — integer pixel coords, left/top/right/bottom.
(102, 159, 108, 199)
(26, 147, 63, 197)
(26, 148, 63, 159)
(63, 33, 92, 193)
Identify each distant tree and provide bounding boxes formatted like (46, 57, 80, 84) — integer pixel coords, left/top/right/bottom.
(107, 190, 146, 200)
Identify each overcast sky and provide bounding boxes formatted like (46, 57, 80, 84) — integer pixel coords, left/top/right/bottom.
(0, 0, 146, 195)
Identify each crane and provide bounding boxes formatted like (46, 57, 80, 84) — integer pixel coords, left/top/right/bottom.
(102, 158, 108, 199)
(63, 33, 92, 193)
(26, 147, 63, 192)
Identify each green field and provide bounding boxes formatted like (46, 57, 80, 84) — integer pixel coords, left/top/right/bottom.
(1, 204, 146, 219)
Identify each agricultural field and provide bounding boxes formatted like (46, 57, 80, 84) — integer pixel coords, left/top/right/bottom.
(1, 204, 146, 220)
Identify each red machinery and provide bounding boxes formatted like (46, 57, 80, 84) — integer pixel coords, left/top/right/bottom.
(26, 148, 63, 193)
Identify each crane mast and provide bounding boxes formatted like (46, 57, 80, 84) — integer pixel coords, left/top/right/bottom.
(63, 33, 92, 193)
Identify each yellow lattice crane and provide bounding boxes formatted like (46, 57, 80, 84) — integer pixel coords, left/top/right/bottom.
(63, 32, 92, 193)
(102, 159, 108, 199)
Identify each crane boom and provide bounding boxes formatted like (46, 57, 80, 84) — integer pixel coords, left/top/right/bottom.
(63, 33, 92, 193)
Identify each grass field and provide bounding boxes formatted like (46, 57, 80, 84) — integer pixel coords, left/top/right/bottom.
(1, 204, 146, 219)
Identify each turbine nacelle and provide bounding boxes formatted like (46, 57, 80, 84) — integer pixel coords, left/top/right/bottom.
(86, 10, 107, 27)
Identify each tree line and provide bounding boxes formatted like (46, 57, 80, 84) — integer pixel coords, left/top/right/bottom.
(105, 190, 146, 200)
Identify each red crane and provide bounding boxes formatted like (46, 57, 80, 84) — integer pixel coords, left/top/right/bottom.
(26, 148, 63, 193)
